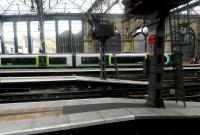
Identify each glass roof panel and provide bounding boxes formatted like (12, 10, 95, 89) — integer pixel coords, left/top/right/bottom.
(0, 0, 197, 15)
(108, 0, 124, 14)
(81, 0, 95, 11)
(47, 2, 83, 13)
(0, 0, 123, 15)
(192, 6, 200, 14)
(0, 1, 9, 8)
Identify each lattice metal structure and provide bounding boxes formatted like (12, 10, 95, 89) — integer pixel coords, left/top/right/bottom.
(123, 0, 191, 108)
(169, 1, 199, 107)
(169, 9, 186, 107)
(0, 0, 124, 15)
(170, 0, 199, 58)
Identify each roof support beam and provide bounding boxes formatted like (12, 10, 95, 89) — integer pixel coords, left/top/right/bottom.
(171, 0, 200, 14)
(87, 0, 119, 14)
(87, 0, 104, 13)
(85, 0, 119, 27)
(45, 0, 65, 13)
(2, 0, 16, 15)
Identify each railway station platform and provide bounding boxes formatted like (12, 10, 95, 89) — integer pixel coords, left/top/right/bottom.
(0, 68, 143, 77)
(0, 98, 200, 135)
(0, 76, 147, 85)
(0, 66, 199, 77)
(0, 76, 148, 103)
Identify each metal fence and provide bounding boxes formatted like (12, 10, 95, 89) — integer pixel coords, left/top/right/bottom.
(93, 36, 121, 53)
(134, 34, 146, 53)
(57, 33, 83, 53)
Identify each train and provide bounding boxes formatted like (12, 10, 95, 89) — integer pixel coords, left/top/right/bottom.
(0, 53, 173, 68)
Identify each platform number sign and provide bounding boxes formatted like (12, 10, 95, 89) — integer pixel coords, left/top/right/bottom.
(148, 34, 156, 56)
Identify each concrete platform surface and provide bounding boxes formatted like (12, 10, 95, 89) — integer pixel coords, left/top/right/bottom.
(0, 68, 143, 73)
(0, 76, 148, 85)
(0, 98, 200, 135)
(0, 65, 199, 74)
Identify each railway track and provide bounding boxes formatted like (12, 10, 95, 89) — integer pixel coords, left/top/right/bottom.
(0, 76, 148, 103)
(0, 67, 199, 103)
(0, 88, 147, 103)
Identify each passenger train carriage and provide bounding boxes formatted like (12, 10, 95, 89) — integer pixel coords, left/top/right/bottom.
(0, 53, 173, 68)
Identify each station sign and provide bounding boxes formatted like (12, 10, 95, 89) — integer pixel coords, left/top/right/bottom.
(148, 34, 156, 56)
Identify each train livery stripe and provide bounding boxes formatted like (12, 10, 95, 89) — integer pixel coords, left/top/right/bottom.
(0, 65, 37, 67)
(108, 55, 112, 65)
(46, 56, 49, 66)
(0, 53, 173, 68)
(36, 56, 39, 67)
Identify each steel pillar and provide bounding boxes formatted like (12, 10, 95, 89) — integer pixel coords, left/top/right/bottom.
(169, 10, 186, 107)
(0, 22, 5, 54)
(35, 0, 45, 53)
(13, 22, 18, 53)
(146, 15, 167, 108)
(100, 39, 107, 80)
(27, 21, 32, 54)
(55, 20, 59, 53)
(173, 51, 185, 107)
(0, 37, 5, 54)
(113, 53, 120, 80)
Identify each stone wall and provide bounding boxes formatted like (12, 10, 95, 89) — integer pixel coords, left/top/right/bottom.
(83, 14, 142, 53)
(83, 15, 200, 55)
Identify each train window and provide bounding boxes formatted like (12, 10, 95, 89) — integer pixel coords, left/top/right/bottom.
(105, 55, 110, 65)
(81, 57, 99, 64)
(1, 58, 36, 65)
(112, 56, 145, 64)
(49, 57, 67, 65)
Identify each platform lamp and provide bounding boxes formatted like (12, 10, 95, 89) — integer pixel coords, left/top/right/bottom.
(141, 27, 148, 52)
(133, 26, 148, 52)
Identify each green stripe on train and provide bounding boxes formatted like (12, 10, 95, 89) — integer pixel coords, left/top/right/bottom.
(46, 55, 49, 66)
(108, 55, 112, 65)
(36, 56, 39, 67)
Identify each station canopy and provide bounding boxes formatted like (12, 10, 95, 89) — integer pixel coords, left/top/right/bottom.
(0, 0, 124, 15)
(0, 0, 199, 16)
(171, 0, 200, 15)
